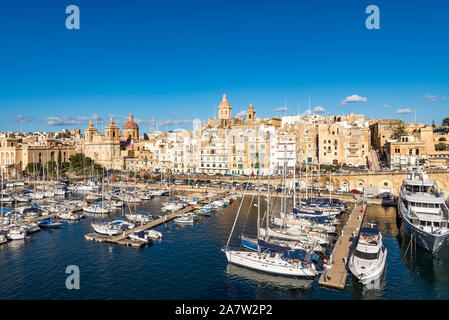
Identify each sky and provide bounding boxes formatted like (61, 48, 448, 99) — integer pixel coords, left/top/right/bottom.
(0, 0, 448, 132)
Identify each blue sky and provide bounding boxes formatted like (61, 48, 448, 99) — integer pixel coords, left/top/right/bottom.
(0, 0, 448, 132)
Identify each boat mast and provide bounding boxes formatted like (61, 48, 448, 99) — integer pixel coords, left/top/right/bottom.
(1, 168, 3, 230)
(257, 130, 261, 257)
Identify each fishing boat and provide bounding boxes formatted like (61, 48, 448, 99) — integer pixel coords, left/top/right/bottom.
(174, 215, 195, 224)
(128, 230, 153, 244)
(24, 222, 40, 234)
(37, 218, 63, 228)
(193, 207, 212, 216)
(348, 226, 387, 285)
(397, 167, 449, 253)
(146, 229, 163, 241)
(0, 234, 7, 244)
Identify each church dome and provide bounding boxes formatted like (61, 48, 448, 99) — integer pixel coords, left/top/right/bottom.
(124, 113, 138, 129)
(219, 94, 230, 107)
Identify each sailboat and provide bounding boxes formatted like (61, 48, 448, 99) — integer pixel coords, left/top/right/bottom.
(222, 131, 318, 278)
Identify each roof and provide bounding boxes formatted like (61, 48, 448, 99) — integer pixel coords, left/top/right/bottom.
(124, 114, 138, 129)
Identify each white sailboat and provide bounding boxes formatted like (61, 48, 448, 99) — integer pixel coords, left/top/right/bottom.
(222, 130, 318, 278)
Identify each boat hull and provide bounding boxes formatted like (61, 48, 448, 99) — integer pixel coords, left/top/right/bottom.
(224, 250, 316, 277)
(398, 201, 448, 253)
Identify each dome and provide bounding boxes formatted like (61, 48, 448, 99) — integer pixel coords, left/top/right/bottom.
(124, 113, 138, 129)
(219, 94, 230, 107)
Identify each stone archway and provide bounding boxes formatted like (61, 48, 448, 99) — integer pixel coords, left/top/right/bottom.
(341, 180, 349, 192)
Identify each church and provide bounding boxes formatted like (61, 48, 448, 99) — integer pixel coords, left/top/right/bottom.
(204, 94, 281, 129)
(82, 114, 141, 170)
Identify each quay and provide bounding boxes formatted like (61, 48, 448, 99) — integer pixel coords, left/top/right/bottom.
(84, 192, 229, 248)
(318, 199, 367, 290)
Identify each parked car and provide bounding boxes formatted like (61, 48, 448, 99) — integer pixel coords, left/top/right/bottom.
(350, 189, 363, 194)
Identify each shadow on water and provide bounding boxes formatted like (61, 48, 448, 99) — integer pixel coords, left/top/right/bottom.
(225, 264, 314, 299)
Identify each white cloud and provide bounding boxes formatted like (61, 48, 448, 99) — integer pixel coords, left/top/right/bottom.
(424, 94, 437, 100)
(157, 119, 193, 127)
(341, 94, 367, 106)
(383, 104, 390, 108)
(441, 96, 447, 101)
(14, 115, 33, 123)
(44, 114, 104, 126)
(273, 107, 290, 113)
(395, 108, 413, 114)
(236, 110, 247, 118)
(313, 106, 326, 113)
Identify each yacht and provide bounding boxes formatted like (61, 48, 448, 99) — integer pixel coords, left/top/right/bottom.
(223, 249, 318, 277)
(348, 226, 387, 285)
(397, 167, 449, 253)
(91, 220, 133, 236)
(128, 230, 153, 244)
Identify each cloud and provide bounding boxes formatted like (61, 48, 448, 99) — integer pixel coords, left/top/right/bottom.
(44, 114, 104, 126)
(236, 110, 247, 118)
(441, 96, 447, 101)
(341, 94, 367, 106)
(395, 108, 413, 114)
(424, 94, 437, 101)
(274, 107, 290, 113)
(14, 115, 33, 123)
(313, 106, 326, 113)
(157, 119, 194, 127)
(383, 104, 390, 108)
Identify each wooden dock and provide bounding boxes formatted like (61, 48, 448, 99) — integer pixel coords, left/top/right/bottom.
(318, 199, 367, 290)
(84, 192, 230, 247)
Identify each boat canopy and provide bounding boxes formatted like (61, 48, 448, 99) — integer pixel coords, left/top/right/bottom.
(359, 227, 380, 235)
(282, 249, 316, 262)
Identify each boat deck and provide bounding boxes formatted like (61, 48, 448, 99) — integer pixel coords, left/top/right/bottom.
(318, 200, 367, 290)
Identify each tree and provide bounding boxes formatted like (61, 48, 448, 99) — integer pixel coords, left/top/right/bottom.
(435, 142, 449, 151)
(393, 122, 407, 139)
(442, 118, 449, 126)
(432, 120, 436, 128)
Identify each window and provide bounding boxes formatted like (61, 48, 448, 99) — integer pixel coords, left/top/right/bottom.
(354, 250, 378, 260)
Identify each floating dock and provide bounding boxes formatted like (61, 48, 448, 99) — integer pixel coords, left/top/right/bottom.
(84, 192, 229, 247)
(318, 200, 367, 290)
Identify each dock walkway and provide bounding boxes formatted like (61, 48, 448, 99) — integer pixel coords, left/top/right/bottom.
(84, 192, 229, 248)
(318, 199, 367, 290)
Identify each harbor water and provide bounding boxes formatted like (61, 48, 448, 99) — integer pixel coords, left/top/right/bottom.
(0, 193, 449, 300)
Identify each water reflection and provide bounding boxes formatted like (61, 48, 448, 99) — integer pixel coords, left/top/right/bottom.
(347, 267, 387, 300)
(226, 264, 314, 296)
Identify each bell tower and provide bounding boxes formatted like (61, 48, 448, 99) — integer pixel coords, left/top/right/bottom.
(218, 94, 232, 120)
(246, 103, 256, 123)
